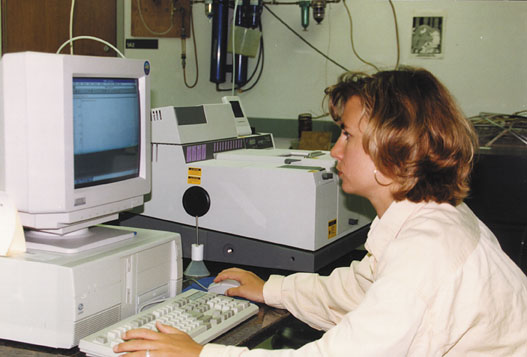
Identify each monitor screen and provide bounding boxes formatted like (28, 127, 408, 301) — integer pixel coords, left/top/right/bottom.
(73, 78, 140, 188)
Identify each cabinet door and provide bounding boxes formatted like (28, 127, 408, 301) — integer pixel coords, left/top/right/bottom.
(1, 0, 116, 56)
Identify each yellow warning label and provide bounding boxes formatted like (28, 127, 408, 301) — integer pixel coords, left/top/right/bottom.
(188, 167, 202, 176)
(187, 176, 201, 185)
(328, 219, 337, 239)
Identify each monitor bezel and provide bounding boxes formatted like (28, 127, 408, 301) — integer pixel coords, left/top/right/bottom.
(0, 52, 151, 234)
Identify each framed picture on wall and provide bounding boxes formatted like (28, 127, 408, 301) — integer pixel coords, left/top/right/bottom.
(411, 14, 445, 58)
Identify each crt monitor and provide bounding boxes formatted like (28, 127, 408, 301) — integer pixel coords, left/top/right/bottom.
(0, 51, 151, 253)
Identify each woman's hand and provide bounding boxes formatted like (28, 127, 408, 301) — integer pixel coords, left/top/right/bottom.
(214, 268, 266, 303)
(113, 321, 203, 357)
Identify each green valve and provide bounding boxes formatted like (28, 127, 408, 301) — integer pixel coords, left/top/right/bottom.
(299, 1, 310, 30)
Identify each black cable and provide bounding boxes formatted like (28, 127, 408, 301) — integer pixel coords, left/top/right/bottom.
(263, 4, 349, 72)
(239, 20, 265, 92)
(244, 23, 264, 85)
(183, 8, 199, 88)
(239, 33, 264, 92)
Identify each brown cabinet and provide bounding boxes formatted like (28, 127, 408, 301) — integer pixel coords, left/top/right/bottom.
(1, 0, 117, 56)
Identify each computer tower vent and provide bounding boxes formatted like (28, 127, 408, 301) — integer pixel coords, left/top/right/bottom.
(73, 304, 121, 345)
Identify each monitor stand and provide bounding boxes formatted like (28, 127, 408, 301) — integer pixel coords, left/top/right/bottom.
(24, 226, 135, 254)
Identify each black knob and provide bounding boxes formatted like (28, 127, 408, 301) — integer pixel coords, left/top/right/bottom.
(182, 186, 211, 217)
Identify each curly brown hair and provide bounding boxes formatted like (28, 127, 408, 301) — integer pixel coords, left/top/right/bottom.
(325, 67, 478, 205)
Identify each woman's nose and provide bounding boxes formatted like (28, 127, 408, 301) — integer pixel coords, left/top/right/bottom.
(330, 135, 344, 160)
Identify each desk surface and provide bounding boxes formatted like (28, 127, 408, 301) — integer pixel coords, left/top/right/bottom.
(0, 304, 290, 356)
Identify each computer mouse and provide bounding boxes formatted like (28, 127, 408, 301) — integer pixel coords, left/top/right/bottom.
(208, 279, 240, 295)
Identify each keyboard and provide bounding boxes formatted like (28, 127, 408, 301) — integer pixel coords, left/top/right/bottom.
(79, 289, 259, 357)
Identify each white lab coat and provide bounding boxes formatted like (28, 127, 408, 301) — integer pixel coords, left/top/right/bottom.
(201, 200, 527, 356)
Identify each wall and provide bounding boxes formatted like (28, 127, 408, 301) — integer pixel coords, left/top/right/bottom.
(124, 0, 526, 120)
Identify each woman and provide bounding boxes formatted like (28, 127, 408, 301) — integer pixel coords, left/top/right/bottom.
(114, 67, 527, 356)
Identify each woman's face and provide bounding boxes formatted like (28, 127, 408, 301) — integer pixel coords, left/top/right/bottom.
(330, 96, 378, 199)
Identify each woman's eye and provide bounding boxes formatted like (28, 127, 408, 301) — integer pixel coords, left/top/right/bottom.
(342, 131, 351, 140)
